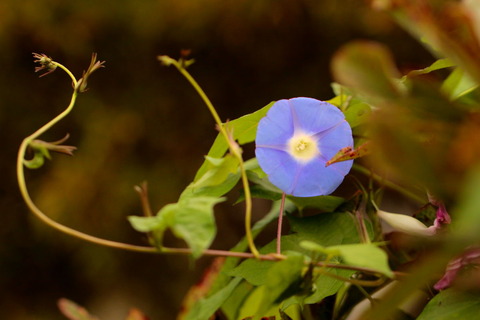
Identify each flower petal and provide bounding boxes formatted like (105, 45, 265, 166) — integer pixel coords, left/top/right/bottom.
(288, 98, 346, 134)
(256, 100, 293, 147)
(316, 121, 354, 161)
(255, 147, 299, 194)
(291, 157, 351, 196)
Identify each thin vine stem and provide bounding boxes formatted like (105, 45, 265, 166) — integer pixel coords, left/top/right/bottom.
(17, 61, 159, 254)
(25, 63, 78, 140)
(166, 57, 260, 258)
(276, 192, 286, 254)
(355, 283, 376, 303)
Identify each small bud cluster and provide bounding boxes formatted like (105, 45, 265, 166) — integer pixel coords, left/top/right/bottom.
(76, 53, 105, 92)
(32, 53, 57, 77)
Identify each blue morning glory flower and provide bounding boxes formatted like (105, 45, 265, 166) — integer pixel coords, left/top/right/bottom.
(255, 97, 353, 197)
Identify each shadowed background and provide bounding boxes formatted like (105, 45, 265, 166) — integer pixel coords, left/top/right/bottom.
(0, 0, 432, 318)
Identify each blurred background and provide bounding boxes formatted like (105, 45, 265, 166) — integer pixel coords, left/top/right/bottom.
(0, 0, 433, 318)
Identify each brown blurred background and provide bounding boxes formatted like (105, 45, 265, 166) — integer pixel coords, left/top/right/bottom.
(0, 0, 432, 319)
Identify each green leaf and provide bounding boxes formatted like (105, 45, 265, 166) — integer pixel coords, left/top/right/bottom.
(220, 280, 254, 320)
(128, 214, 167, 233)
(228, 259, 275, 287)
(288, 211, 361, 245)
(233, 160, 283, 203)
(417, 289, 480, 320)
(129, 196, 224, 258)
(327, 93, 372, 128)
(255, 256, 305, 317)
(243, 184, 283, 202)
(171, 196, 225, 258)
(279, 309, 294, 320)
(299, 242, 392, 303)
(287, 195, 345, 212)
(451, 166, 480, 240)
(331, 41, 403, 104)
(405, 58, 455, 78)
(194, 102, 274, 180)
(229, 212, 362, 307)
(180, 155, 240, 200)
(183, 277, 243, 320)
(330, 83, 355, 98)
(191, 155, 239, 189)
(237, 286, 302, 320)
(326, 243, 393, 277)
(128, 203, 176, 244)
(390, 2, 480, 84)
(305, 268, 354, 305)
(343, 100, 372, 128)
(441, 67, 478, 100)
(244, 157, 267, 178)
(299, 241, 338, 256)
(246, 167, 282, 193)
(207, 199, 297, 297)
(184, 201, 297, 320)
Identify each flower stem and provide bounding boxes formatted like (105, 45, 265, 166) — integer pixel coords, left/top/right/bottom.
(276, 192, 286, 254)
(167, 58, 260, 258)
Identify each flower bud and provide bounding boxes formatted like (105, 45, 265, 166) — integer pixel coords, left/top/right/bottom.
(32, 53, 57, 77)
(377, 210, 436, 237)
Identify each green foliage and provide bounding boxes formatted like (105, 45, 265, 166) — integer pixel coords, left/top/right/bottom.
(328, 93, 372, 129)
(288, 195, 345, 212)
(180, 155, 240, 200)
(404, 58, 455, 78)
(441, 67, 479, 101)
(288, 211, 361, 245)
(332, 37, 477, 201)
(225, 211, 372, 316)
(331, 41, 403, 104)
(301, 241, 393, 277)
(303, 268, 353, 305)
(451, 166, 480, 240)
(182, 201, 297, 320)
(235, 286, 302, 320)
(129, 196, 224, 258)
(184, 277, 243, 320)
(255, 255, 305, 316)
(417, 289, 480, 320)
(228, 211, 362, 283)
(343, 100, 372, 129)
(195, 102, 274, 180)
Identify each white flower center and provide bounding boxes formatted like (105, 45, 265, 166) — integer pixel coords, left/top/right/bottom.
(288, 133, 319, 162)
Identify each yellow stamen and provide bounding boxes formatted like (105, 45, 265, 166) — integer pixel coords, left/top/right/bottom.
(288, 133, 319, 162)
